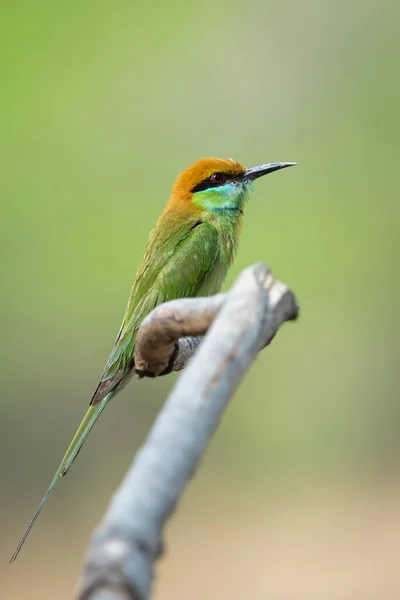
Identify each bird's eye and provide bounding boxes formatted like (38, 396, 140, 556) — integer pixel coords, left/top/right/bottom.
(210, 172, 226, 185)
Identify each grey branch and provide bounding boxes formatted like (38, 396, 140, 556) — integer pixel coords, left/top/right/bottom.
(77, 262, 298, 600)
(133, 293, 225, 377)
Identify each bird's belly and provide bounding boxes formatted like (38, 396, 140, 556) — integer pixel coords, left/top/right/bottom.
(196, 257, 229, 297)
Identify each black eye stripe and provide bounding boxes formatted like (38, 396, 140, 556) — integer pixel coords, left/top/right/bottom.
(191, 175, 229, 193)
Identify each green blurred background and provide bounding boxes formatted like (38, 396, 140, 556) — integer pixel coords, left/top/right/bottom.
(2, 1, 400, 598)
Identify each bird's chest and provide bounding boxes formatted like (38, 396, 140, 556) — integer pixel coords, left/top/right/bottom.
(197, 254, 229, 297)
(196, 229, 238, 297)
(217, 219, 241, 264)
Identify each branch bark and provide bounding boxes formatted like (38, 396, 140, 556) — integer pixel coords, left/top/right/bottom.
(77, 262, 298, 600)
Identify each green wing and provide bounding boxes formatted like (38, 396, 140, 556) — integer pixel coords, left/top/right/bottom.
(91, 219, 220, 404)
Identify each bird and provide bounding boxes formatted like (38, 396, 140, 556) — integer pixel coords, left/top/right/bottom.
(10, 156, 296, 562)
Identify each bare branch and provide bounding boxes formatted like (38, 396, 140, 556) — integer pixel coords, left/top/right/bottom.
(134, 265, 297, 377)
(133, 293, 225, 377)
(77, 263, 298, 600)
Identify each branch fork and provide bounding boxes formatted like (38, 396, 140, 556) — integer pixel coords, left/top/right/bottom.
(134, 262, 297, 378)
(78, 262, 298, 600)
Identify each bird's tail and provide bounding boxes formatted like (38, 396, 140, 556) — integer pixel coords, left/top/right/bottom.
(9, 392, 112, 563)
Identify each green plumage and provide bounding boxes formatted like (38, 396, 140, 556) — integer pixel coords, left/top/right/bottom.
(92, 213, 240, 404)
(10, 156, 295, 561)
(10, 204, 242, 562)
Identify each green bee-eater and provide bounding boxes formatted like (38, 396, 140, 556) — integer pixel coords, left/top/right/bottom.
(10, 157, 296, 561)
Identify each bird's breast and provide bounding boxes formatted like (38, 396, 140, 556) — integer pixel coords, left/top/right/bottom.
(196, 254, 229, 297)
(196, 215, 242, 297)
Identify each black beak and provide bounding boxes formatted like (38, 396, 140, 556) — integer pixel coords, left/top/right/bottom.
(243, 162, 298, 182)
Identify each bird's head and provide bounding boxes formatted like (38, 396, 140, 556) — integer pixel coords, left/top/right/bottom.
(170, 157, 296, 214)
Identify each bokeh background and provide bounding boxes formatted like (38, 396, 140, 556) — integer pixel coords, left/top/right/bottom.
(2, 1, 400, 598)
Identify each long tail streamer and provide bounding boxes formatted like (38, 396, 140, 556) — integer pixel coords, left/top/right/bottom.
(9, 393, 111, 562)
